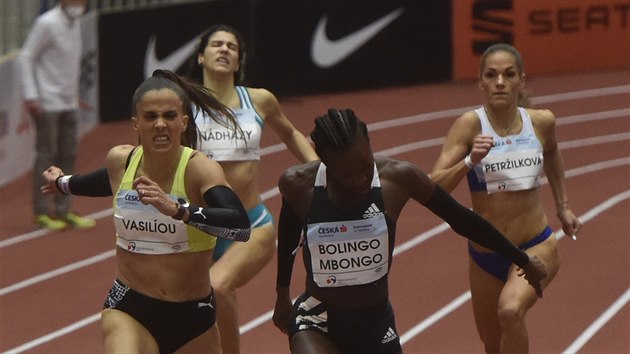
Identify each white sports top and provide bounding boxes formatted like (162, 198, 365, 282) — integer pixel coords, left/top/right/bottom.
(467, 107, 544, 194)
(195, 86, 264, 161)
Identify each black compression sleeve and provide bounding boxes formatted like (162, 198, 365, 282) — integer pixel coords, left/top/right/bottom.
(424, 185, 529, 267)
(276, 198, 302, 287)
(200, 186, 250, 228)
(63, 149, 132, 197)
(184, 185, 251, 241)
(69, 168, 113, 197)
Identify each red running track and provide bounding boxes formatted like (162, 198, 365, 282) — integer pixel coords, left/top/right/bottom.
(1, 68, 629, 353)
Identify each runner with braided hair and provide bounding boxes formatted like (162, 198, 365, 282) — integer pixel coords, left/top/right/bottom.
(272, 108, 547, 354)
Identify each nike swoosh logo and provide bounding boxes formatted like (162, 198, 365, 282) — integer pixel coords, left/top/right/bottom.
(144, 34, 201, 78)
(311, 7, 405, 68)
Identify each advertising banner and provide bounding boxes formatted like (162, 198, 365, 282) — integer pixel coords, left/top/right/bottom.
(97, 0, 452, 120)
(249, 0, 452, 95)
(97, 0, 250, 121)
(453, 0, 630, 80)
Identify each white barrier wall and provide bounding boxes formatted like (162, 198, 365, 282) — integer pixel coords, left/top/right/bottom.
(0, 51, 34, 187)
(0, 11, 99, 188)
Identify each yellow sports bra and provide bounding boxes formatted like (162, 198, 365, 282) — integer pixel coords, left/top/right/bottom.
(113, 146, 216, 254)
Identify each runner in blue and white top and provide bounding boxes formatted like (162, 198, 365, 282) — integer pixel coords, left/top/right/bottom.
(189, 24, 319, 354)
(430, 43, 581, 353)
(466, 106, 544, 193)
(196, 86, 264, 162)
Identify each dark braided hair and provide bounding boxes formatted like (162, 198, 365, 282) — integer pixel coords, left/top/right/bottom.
(131, 69, 240, 149)
(310, 108, 369, 156)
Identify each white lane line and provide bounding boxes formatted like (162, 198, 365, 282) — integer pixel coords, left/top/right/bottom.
(2, 87, 628, 250)
(2, 124, 627, 258)
(367, 85, 630, 132)
(399, 189, 630, 346)
(2, 83, 628, 352)
(3, 149, 628, 298)
(562, 287, 630, 354)
(400, 291, 472, 344)
(555, 108, 630, 126)
(2, 314, 101, 354)
(4, 171, 628, 354)
(0, 250, 115, 296)
(0, 209, 111, 249)
(559, 133, 630, 150)
(531, 85, 630, 105)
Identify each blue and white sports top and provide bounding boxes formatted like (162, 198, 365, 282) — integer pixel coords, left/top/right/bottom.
(467, 107, 544, 194)
(195, 86, 264, 161)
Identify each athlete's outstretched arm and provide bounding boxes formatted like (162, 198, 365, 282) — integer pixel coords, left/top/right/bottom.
(403, 161, 547, 297)
(423, 184, 547, 297)
(42, 166, 112, 197)
(273, 197, 303, 333)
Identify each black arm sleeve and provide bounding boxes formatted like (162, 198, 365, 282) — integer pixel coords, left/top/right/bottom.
(185, 185, 251, 242)
(67, 148, 135, 197)
(276, 198, 302, 287)
(424, 185, 529, 267)
(69, 168, 113, 197)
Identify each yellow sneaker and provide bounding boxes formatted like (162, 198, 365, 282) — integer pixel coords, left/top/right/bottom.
(35, 215, 67, 230)
(63, 212, 96, 230)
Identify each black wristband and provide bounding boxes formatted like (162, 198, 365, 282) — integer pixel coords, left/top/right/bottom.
(172, 198, 189, 220)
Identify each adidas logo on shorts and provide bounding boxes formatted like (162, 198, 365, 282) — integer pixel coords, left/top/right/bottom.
(363, 203, 384, 219)
(381, 327, 398, 344)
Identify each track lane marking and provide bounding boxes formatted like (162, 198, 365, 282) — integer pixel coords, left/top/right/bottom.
(3, 157, 628, 353)
(399, 190, 630, 347)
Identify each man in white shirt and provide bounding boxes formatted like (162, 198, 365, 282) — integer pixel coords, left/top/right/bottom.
(19, 0, 95, 230)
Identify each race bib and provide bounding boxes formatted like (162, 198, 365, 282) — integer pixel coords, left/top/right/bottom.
(481, 149, 543, 194)
(114, 191, 189, 254)
(306, 215, 389, 287)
